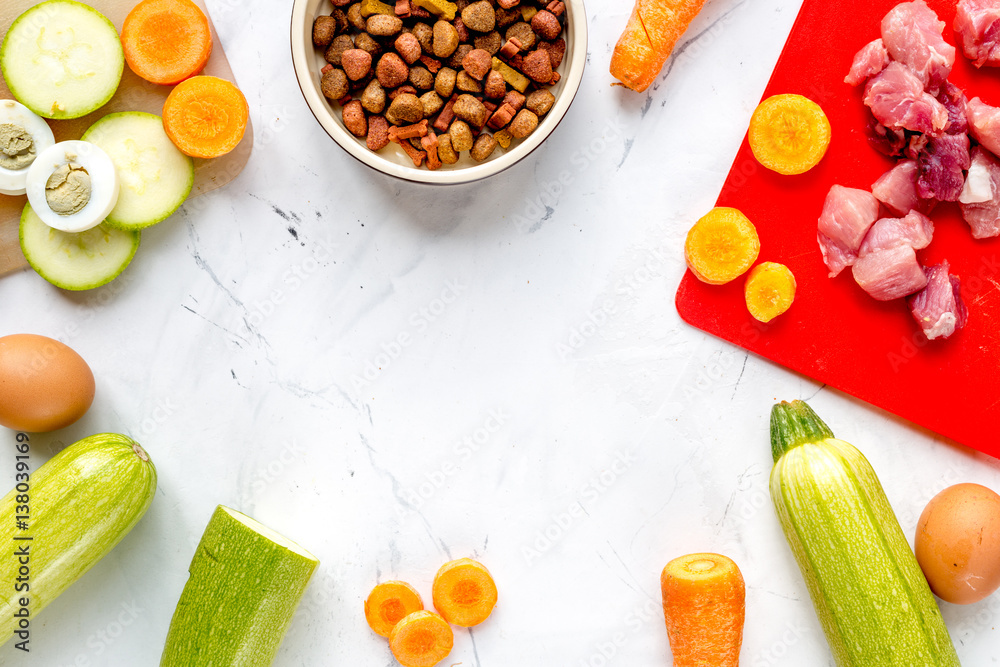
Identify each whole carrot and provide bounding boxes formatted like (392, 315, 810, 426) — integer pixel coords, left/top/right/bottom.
(661, 553, 745, 667)
(610, 0, 708, 92)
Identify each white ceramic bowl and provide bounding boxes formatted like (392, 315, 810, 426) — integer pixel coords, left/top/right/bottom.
(290, 0, 587, 184)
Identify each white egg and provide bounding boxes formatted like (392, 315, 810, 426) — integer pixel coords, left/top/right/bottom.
(25, 140, 120, 233)
(0, 99, 55, 196)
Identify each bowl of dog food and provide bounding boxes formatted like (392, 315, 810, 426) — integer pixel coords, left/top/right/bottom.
(290, 0, 587, 184)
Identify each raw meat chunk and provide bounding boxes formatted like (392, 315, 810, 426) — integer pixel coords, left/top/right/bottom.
(959, 146, 1000, 238)
(954, 0, 1000, 68)
(845, 39, 890, 86)
(908, 261, 968, 339)
(859, 211, 934, 255)
(966, 97, 1000, 156)
(881, 0, 956, 90)
(937, 81, 969, 134)
(872, 160, 934, 215)
(864, 62, 949, 135)
(914, 133, 971, 201)
(816, 185, 881, 277)
(867, 115, 909, 156)
(852, 245, 929, 300)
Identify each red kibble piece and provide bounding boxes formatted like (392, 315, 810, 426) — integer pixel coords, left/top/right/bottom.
(461, 48, 492, 80)
(395, 32, 422, 64)
(502, 89, 525, 112)
(367, 115, 390, 150)
(433, 94, 458, 132)
(487, 102, 515, 129)
(530, 9, 561, 40)
(422, 131, 441, 170)
(395, 0, 411, 15)
(545, 1, 564, 16)
(389, 118, 430, 139)
(343, 100, 368, 137)
(454, 17, 471, 42)
(420, 55, 442, 73)
(498, 37, 522, 60)
(497, 0, 519, 8)
(389, 84, 419, 99)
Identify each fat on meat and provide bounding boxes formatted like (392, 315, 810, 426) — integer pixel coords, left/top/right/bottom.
(881, 0, 956, 90)
(959, 146, 1000, 238)
(816, 185, 881, 277)
(867, 115, 909, 156)
(908, 261, 968, 339)
(845, 39, 890, 86)
(915, 133, 971, 201)
(852, 245, 929, 300)
(864, 62, 949, 136)
(954, 0, 1000, 68)
(871, 160, 933, 215)
(852, 211, 934, 301)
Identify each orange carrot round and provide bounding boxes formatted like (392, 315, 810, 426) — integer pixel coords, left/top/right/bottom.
(365, 581, 424, 638)
(661, 553, 745, 667)
(745, 262, 796, 322)
(121, 0, 213, 86)
(684, 207, 760, 285)
(162, 75, 249, 158)
(389, 610, 454, 667)
(431, 558, 498, 627)
(748, 94, 831, 175)
(610, 0, 709, 92)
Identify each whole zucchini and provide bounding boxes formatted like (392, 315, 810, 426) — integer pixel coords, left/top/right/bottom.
(769, 400, 959, 667)
(0, 433, 157, 646)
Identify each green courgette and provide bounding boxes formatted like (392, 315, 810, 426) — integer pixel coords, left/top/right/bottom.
(0, 433, 157, 646)
(160, 505, 319, 666)
(769, 400, 959, 667)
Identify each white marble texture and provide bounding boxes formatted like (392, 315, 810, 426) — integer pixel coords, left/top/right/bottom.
(3, 0, 1000, 664)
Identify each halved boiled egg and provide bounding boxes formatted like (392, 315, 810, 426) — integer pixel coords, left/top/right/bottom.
(25, 140, 120, 233)
(0, 99, 55, 195)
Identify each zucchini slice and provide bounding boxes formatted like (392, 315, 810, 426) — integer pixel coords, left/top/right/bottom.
(0, 0, 124, 120)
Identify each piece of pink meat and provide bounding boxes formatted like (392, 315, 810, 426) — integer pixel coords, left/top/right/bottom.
(859, 210, 935, 254)
(864, 62, 949, 135)
(959, 146, 1000, 238)
(852, 211, 934, 300)
(872, 160, 934, 215)
(881, 0, 956, 90)
(845, 39, 890, 86)
(966, 97, 1000, 156)
(954, 0, 1000, 68)
(915, 133, 971, 201)
(816, 185, 881, 277)
(908, 261, 968, 339)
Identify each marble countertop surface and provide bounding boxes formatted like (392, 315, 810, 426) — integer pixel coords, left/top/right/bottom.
(4, 0, 1000, 664)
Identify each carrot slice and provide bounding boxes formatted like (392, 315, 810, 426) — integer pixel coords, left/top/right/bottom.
(121, 0, 213, 86)
(748, 94, 831, 175)
(365, 581, 424, 638)
(684, 207, 760, 285)
(431, 558, 497, 627)
(744, 262, 796, 322)
(162, 75, 249, 158)
(661, 553, 745, 667)
(609, 0, 708, 92)
(389, 610, 454, 667)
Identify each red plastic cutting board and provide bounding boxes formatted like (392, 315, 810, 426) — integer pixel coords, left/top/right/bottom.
(676, 0, 1000, 456)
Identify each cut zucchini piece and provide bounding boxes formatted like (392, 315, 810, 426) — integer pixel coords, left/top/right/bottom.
(0, 0, 124, 120)
(20, 202, 139, 291)
(82, 112, 194, 229)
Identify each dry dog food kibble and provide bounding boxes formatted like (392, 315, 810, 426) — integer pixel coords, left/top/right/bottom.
(312, 0, 568, 169)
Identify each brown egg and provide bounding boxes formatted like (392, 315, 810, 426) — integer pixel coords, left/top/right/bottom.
(0, 334, 95, 432)
(915, 483, 1000, 605)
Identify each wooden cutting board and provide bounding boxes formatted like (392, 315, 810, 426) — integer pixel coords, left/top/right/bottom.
(0, 0, 253, 277)
(675, 0, 1000, 457)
